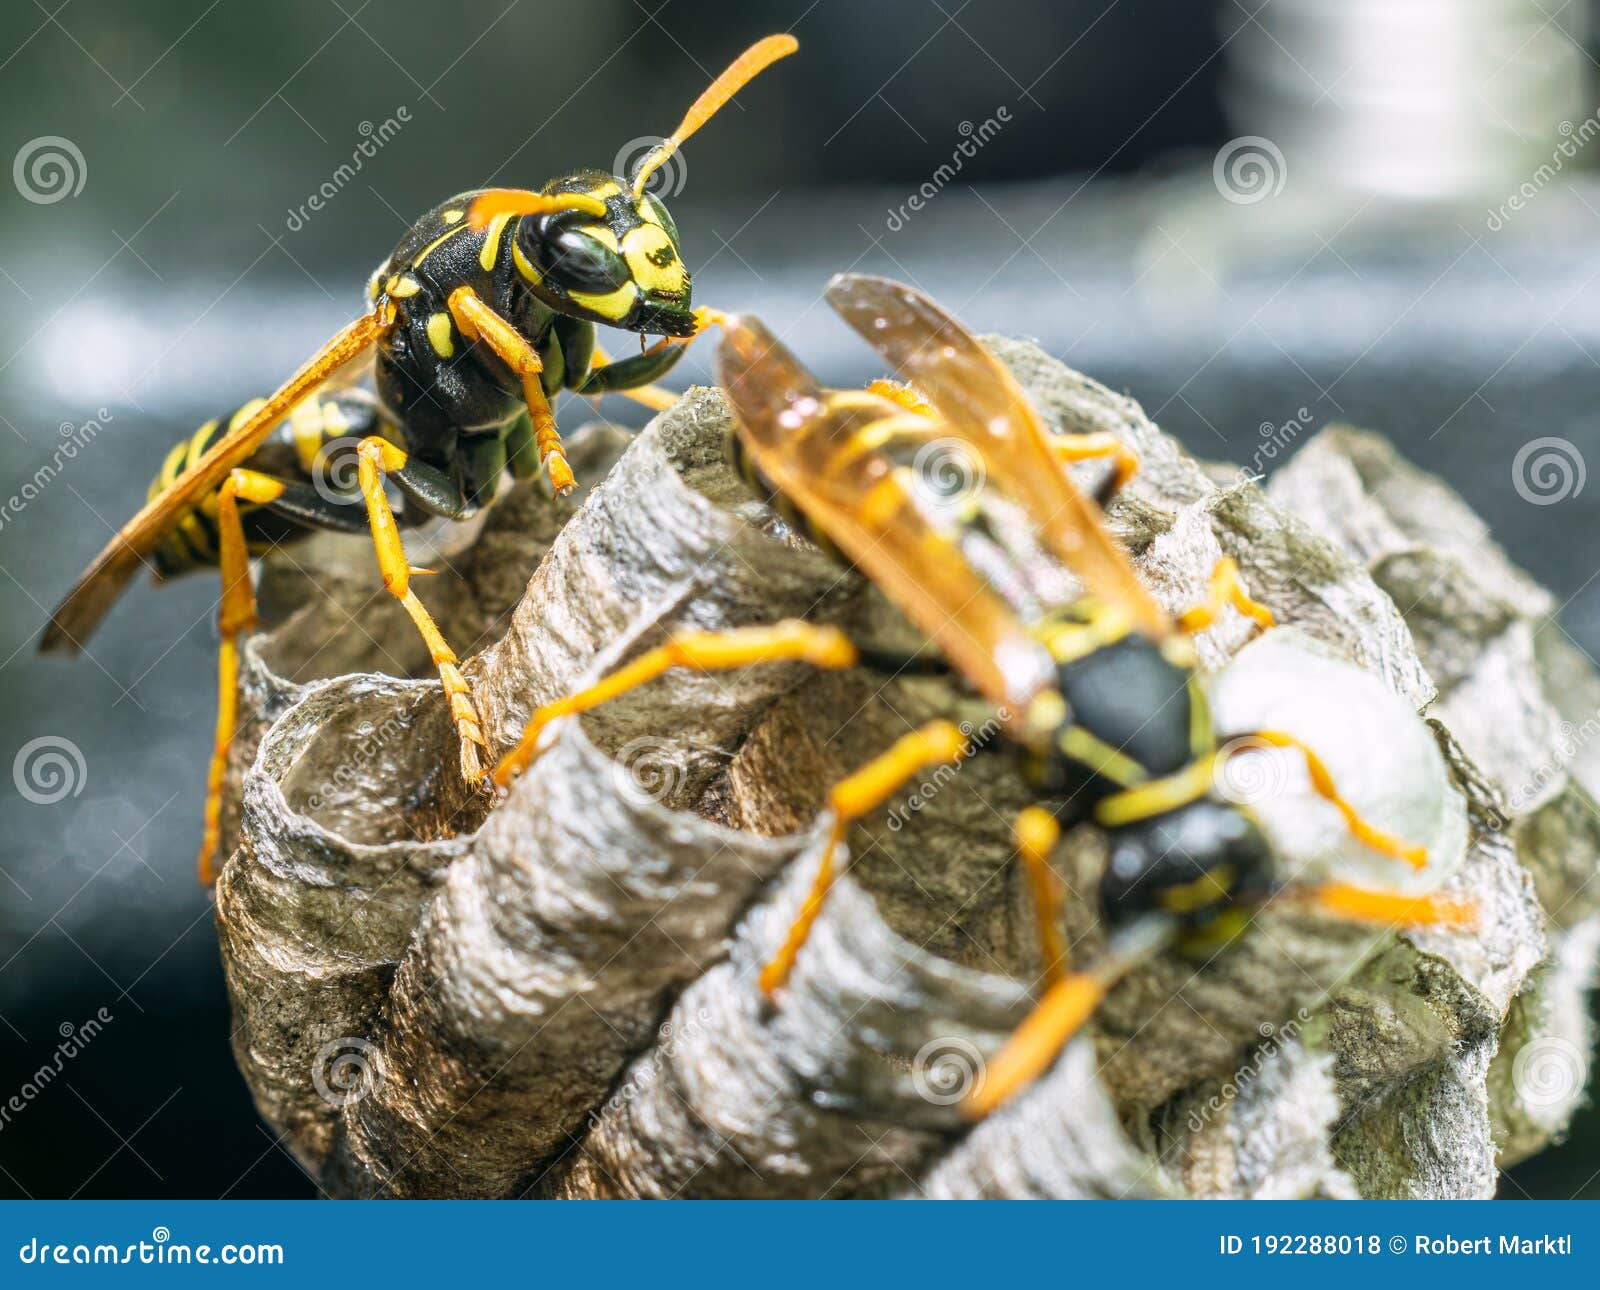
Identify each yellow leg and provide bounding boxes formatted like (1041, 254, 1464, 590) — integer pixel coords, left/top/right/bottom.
(356, 437, 489, 786)
(1049, 432, 1140, 494)
(448, 287, 574, 494)
(865, 377, 936, 418)
(1179, 556, 1275, 634)
(1243, 729, 1427, 869)
(1297, 881, 1473, 929)
(1014, 807, 1067, 987)
(199, 469, 285, 885)
(758, 720, 970, 997)
(491, 620, 859, 792)
(963, 970, 1106, 1120)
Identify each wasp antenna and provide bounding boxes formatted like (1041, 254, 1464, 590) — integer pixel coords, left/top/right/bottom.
(465, 188, 609, 232)
(630, 33, 799, 200)
(1297, 881, 1476, 931)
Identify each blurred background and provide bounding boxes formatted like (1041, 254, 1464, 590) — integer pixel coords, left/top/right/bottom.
(1, 0, 1597, 1198)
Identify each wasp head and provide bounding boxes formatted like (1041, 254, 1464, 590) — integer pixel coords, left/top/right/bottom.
(515, 171, 695, 337)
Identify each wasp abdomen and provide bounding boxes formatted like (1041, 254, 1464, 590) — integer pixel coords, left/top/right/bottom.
(147, 389, 388, 577)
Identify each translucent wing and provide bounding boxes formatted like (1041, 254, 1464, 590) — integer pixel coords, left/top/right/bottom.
(40, 312, 384, 654)
(825, 273, 1170, 639)
(716, 315, 1054, 716)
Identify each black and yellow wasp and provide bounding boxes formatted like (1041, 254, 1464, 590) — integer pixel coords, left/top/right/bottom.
(492, 274, 1472, 1118)
(39, 34, 799, 883)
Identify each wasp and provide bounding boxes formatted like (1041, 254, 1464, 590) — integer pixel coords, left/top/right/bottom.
(491, 274, 1473, 1117)
(39, 34, 800, 883)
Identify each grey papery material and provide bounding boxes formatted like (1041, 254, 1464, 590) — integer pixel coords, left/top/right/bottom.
(215, 341, 1588, 1198)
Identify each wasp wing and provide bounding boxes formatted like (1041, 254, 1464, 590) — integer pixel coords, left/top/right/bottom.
(824, 274, 1170, 639)
(716, 315, 1054, 717)
(40, 312, 384, 654)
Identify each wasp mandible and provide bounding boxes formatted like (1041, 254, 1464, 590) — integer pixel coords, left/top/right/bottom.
(491, 274, 1472, 1118)
(39, 34, 800, 883)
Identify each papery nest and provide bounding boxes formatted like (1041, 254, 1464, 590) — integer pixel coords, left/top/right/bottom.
(213, 340, 1592, 1199)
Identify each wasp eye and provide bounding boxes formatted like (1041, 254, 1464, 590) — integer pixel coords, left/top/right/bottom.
(533, 222, 631, 293)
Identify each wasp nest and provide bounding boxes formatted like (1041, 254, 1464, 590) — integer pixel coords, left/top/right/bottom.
(213, 340, 1591, 1199)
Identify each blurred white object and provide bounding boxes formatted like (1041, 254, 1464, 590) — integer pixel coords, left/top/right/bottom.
(1223, 0, 1590, 200)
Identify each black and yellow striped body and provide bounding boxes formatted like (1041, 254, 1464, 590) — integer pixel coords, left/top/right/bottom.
(1012, 603, 1275, 950)
(726, 391, 1273, 955)
(148, 388, 390, 577)
(368, 176, 692, 481)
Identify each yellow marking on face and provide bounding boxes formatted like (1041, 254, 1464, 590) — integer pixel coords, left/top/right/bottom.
(569, 279, 637, 320)
(478, 212, 513, 271)
(426, 312, 455, 359)
(638, 196, 666, 228)
(441, 208, 465, 224)
(367, 267, 385, 301)
(586, 180, 622, 200)
(411, 222, 470, 268)
(289, 399, 325, 473)
(512, 238, 541, 284)
(581, 224, 621, 253)
(385, 273, 422, 298)
(622, 224, 685, 298)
